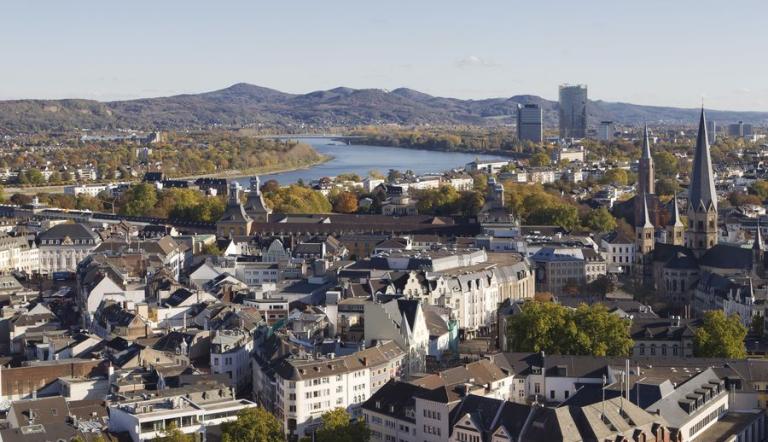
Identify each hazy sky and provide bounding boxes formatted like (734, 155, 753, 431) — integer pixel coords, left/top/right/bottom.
(2, 0, 767, 110)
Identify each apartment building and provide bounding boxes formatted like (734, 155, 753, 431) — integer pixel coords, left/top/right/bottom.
(255, 340, 405, 439)
(210, 330, 254, 393)
(108, 384, 257, 442)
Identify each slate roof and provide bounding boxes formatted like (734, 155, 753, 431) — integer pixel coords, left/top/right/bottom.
(361, 380, 419, 423)
(645, 367, 725, 429)
(689, 109, 717, 212)
(699, 244, 753, 270)
(629, 317, 700, 341)
(10, 396, 69, 426)
(164, 288, 196, 307)
(38, 223, 98, 242)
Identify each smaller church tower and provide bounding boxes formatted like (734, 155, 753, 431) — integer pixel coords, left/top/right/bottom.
(634, 194, 656, 283)
(666, 193, 685, 246)
(216, 181, 253, 238)
(636, 194, 656, 256)
(244, 175, 272, 222)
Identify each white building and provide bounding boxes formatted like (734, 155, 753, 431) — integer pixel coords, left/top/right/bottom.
(364, 298, 429, 375)
(600, 231, 635, 274)
(210, 330, 254, 392)
(37, 223, 100, 275)
(254, 340, 405, 439)
(0, 233, 39, 275)
(64, 184, 109, 197)
(108, 385, 257, 442)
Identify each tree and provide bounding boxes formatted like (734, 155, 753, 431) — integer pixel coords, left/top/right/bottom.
(529, 152, 551, 167)
(332, 191, 359, 213)
(656, 177, 680, 196)
(264, 185, 332, 214)
(120, 183, 159, 217)
(751, 180, 768, 201)
(415, 185, 460, 215)
(220, 407, 284, 442)
(602, 169, 628, 187)
(260, 179, 281, 194)
(506, 301, 633, 356)
(313, 408, 370, 442)
(201, 242, 223, 256)
(368, 169, 385, 180)
(582, 207, 617, 233)
(387, 169, 403, 183)
(653, 151, 678, 178)
(694, 310, 747, 358)
(152, 422, 194, 442)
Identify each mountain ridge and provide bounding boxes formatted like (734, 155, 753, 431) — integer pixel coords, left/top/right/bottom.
(1, 83, 767, 133)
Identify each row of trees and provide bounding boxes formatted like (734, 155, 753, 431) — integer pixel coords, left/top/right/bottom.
(503, 182, 616, 232)
(507, 301, 634, 356)
(507, 301, 749, 359)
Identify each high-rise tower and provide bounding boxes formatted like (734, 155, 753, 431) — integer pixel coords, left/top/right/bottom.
(558, 84, 588, 139)
(686, 109, 718, 257)
(517, 104, 543, 143)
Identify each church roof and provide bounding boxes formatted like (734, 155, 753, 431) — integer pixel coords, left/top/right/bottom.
(219, 201, 252, 223)
(244, 189, 272, 215)
(699, 244, 753, 270)
(688, 109, 717, 212)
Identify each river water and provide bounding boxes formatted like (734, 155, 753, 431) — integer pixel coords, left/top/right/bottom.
(238, 137, 507, 185)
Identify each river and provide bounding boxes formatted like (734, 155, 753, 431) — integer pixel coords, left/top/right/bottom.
(237, 137, 508, 185)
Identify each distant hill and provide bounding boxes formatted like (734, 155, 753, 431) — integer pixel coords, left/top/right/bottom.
(1, 83, 767, 132)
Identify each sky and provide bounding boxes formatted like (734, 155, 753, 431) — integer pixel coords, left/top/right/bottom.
(2, 0, 768, 111)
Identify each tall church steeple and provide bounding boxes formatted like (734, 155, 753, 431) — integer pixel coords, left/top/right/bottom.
(686, 108, 719, 256)
(638, 124, 655, 196)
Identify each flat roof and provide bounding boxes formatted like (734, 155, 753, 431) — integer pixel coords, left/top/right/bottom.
(696, 411, 763, 442)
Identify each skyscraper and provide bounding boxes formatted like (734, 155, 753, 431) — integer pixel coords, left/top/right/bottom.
(706, 120, 716, 143)
(598, 121, 614, 141)
(516, 104, 543, 143)
(558, 84, 588, 139)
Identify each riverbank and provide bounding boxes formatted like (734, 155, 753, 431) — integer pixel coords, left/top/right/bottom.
(340, 135, 524, 159)
(3, 154, 333, 196)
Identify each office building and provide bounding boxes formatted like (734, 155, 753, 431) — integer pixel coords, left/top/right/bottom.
(706, 119, 717, 143)
(558, 84, 588, 139)
(598, 120, 614, 141)
(727, 121, 753, 138)
(516, 104, 543, 143)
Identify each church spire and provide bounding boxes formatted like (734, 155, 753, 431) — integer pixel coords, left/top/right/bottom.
(637, 124, 655, 196)
(641, 194, 654, 229)
(754, 220, 764, 252)
(642, 124, 652, 160)
(689, 108, 717, 212)
(668, 192, 683, 227)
